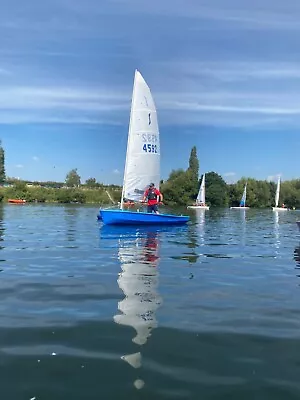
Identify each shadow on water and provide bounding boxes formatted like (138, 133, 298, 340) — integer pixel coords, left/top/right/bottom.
(294, 243, 300, 269)
(64, 206, 79, 243)
(0, 206, 5, 251)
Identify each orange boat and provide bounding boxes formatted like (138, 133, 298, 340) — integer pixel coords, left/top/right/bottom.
(8, 199, 26, 204)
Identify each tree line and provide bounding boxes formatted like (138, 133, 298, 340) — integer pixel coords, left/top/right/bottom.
(161, 147, 300, 209)
(0, 140, 299, 208)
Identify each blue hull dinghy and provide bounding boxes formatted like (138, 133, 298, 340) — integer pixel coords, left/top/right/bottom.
(97, 70, 189, 225)
(100, 209, 189, 225)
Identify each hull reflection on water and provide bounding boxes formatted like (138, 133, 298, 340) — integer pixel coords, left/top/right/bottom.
(294, 243, 300, 269)
(100, 226, 162, 389)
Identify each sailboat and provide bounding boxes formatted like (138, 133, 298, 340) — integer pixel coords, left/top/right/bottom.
(187, 173, 209, 210)
(272, 176, 288, 211)
(230, 183, 249, 209)
(99, 70, 189, 225)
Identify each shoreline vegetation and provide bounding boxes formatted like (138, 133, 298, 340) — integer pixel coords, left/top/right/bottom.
(0, 145, 299, 208)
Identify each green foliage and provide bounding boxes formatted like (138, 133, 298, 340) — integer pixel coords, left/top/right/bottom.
(205, 172, 228, 206)
(0, 140, 5, 184)
(0, 180, 121, 205)
(85, 177, 97, 188)
(65, 168, 81, 187)
(4, 181, 28, 200)
(187, 146, 199, 197)
(56, 189, 86, 204)
(161, 169, 193, 205)
(188, 146, 199, 180)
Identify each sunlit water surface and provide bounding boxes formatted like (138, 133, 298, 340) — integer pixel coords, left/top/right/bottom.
(0, 204, 299, 399)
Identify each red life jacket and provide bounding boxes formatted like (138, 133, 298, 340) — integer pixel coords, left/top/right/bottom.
(147, 188, 157, 201)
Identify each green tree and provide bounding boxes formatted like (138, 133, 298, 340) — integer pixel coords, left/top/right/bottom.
(188, 146, 199, 179)
(85, 177, 97, 188)
(65, 168, 81, 187)
(187, 146, 199, 197)
(161, 169, 192, 205)
(0, 140, 6, 184)
(205, 171, 228, 206)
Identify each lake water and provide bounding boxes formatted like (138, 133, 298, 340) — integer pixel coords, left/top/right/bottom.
(0, 204, 300, 399)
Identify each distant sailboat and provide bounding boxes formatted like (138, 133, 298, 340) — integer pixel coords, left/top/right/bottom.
(187, 173, 209, 210)
(230, 183, 249, 209)
(272, 176, 288, 211)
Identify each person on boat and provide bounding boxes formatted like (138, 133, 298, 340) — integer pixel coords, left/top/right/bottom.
(122, 197, 135, 207)
(193, 201, 205, 206)
(142, 183, 163, 214)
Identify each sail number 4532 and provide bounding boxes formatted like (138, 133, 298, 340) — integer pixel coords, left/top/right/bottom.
(143, 144, 158, 153)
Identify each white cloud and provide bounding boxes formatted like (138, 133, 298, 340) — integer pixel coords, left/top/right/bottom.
(0, 86, 128, 111)
(267, 174, 281, 182)
(223, 172, 236, 177)
(113, 169, 121, 174)
(1, 81, 300, 129)
(32, 156, 39, 161)
(15, 164, 24, 168)
(109, 0, 300, 31)
(0, 68, 10, 75)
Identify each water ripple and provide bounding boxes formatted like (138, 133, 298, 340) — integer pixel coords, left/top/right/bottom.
(0, 205, 299, 399)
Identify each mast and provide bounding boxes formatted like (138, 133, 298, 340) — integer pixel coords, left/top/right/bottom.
(120, 70, 138, 210)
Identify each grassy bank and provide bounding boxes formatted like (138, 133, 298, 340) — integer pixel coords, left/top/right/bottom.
(0, 183, 122, 205)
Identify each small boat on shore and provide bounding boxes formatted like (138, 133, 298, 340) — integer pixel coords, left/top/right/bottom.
(8, 199, 26, 204)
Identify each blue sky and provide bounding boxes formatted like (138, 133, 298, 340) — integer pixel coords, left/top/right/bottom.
(1, 0, 300, 184)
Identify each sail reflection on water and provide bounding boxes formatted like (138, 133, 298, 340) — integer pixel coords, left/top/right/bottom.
(114, 230, 161, 345)
(195, 209, 205, 247)
(273, 211, 280, 251)
(101, 226, 162, 389)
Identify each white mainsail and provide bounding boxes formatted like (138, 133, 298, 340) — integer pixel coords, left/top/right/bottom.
(121, 70, 160, 207)
(275, 176, 280, 208)
(196, 173, 206, 204)
(240, 183, 247, 207)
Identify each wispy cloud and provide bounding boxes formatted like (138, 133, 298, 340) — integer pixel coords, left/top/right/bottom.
(2, 82, 300, 128)
(160, 61, 300, 82)
(223, 172, 236, 177)
(223, 172, 237, 183)
(112, 169, 120, 174)
(0, 68, 10, 75)
(15, 164, 24, 168)
(32, 156, 39, 161)
(102, 0, 300, 31)
(0, 86, 129, 124)
(267, 174, 281, 182)
(1, 0, 300, 131)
